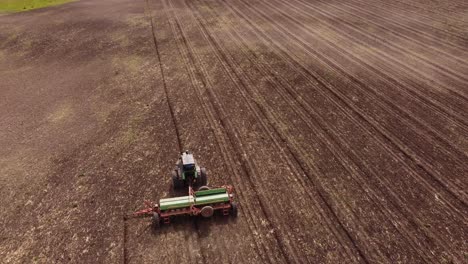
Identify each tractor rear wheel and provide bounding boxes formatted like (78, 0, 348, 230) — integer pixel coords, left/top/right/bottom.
(152, 213, 160, 229)
(230, 202, 238, 218)
(199, 167, 207, 186)
(172, 170, 183, 190)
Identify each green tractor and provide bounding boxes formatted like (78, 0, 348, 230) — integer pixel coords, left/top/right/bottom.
(130, 151, 237, 228)
(172, 151, 207, 189)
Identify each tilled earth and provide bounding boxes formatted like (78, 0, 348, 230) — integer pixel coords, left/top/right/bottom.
(0, 0, 467, 263)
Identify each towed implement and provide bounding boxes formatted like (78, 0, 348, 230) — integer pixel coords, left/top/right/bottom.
(132, 185, 237, 228)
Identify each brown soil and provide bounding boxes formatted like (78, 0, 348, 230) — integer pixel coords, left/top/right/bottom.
(0, 0, 467, 263)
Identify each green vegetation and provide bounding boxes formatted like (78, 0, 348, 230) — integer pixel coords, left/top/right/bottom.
(0, 0, 73, 12)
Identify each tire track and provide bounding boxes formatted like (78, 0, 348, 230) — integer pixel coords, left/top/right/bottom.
(141, 0, 206, 263)
(189, 0, 459, 261)
(282, 0, 468, 146)
(264, 0, 468, 146)
(121, 1, 185, 262)
(186, 1, 416, 262)
(167, 0, 370, 260)
(191, 0, 466, 262)
(221, 0, 466, 227)
(232, 0, 468, 203)
(123, 216, 128, 264)
(183, 1, 372, 262)
(388, 0, 467, 25)
(272, 0, 468, 155)
(163, 0, 288, 262)
(265, 0, 468, 165)
(306, 0, 468, 108)
(295, 0, 468, 85)
(353, 0, 468, 39)
(323, 0, 468, 68)
(166, 1, 296, 261)
(146, 0, 182, 152)
(132, 0, 467, 262)
(348, 0, 468, 44)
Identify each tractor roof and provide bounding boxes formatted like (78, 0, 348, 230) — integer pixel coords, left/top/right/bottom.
(181, 152, 195, 165)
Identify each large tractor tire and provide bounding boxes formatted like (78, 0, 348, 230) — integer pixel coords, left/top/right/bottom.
(230, 202, 238, 218)
(199, 167, 207, 186)
(152, 213, 160, 229)
(172, 170, 183, 190)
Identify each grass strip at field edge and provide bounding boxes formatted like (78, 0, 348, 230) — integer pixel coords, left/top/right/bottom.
(0, 0, 75, 13)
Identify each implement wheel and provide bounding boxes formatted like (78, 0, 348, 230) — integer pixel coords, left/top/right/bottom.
(200, 206, 214, 218)
(152, 213, 160, 229)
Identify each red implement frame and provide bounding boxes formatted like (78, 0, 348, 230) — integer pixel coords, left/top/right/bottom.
(130, 185, 235, 222)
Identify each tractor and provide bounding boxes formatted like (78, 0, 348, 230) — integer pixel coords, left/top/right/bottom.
(129, 151, 238, 228)
(172, 151, 207, 189)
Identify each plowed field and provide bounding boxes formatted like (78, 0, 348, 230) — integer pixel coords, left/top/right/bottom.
(0, 0, 466, 263)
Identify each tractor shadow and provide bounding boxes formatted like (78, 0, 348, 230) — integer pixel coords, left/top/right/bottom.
(166, 183, 196, 197)
(167, 183, 184, 197)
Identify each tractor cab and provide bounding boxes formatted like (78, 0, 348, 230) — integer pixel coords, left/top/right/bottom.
(172, 151, 207, 189)
(181, 152, 196, 179)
